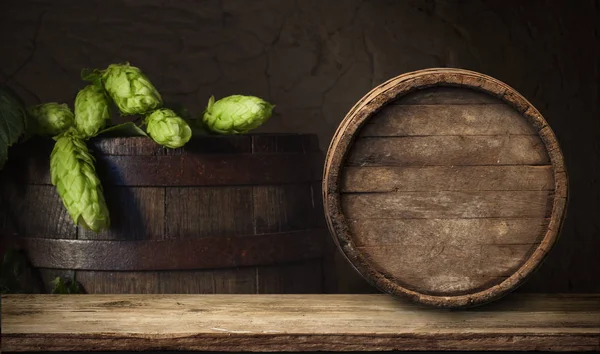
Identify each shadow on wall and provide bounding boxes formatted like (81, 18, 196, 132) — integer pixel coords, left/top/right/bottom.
(0, 0, 598, 293)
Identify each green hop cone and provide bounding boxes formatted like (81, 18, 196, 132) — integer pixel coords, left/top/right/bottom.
(74, 84, 111, 138)
(202, 95, 274, 134)
(145, 108, 192, 148)
(50, 129, 110, 232)
(100, 62, 162, 115)
(27, 103, 74, 136)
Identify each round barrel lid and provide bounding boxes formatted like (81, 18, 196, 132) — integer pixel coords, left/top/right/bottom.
(323, 68, 567, 308)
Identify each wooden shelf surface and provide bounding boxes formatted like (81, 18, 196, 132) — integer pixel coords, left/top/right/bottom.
(1, 293, 599, 352)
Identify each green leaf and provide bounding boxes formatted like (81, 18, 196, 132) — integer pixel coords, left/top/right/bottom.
(0, 249, 27, 294)
(95, 122, 148, 137)
(0, 85, 27, 170)
(51, 277, 85, 294)
(81, 68, 104, 87)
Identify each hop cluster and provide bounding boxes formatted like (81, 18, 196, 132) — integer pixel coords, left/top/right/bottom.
(101, 63, 162, 115)
(202, 95, 274, 134)
(50, 129, 110, 232)
(74, 84, 111, 138)
(27, 103, 74, 136)
(145, 108, 192, 148)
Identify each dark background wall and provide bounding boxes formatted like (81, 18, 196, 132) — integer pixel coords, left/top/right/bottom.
(1, 0, 598, 293)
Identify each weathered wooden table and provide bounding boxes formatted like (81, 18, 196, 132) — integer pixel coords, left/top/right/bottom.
(1, 293, 599, 352)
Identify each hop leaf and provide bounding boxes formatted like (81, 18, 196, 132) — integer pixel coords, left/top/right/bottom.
(27, 102, 74, 136)
(0, 85, 27, 169)
(50, 129, 110, 232)
(202, 95, 274, 134)
(145, 108, 192, 148)
(74, 84, 111, 138)
(51, 277, 85, 294)
(101, 62, 162, 115)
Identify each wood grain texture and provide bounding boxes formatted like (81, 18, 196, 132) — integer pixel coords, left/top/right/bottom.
(253, 184, 317, 233)
(347, 136, 550, 166)
(1, 294, 598, 352)
(165, 186, 255, 238)
(395, 86, 501, 105)
(0, 185, 76, 239)
(323, 68, 568, 308)
(78, 187, 165, 241)
(359, 244, 537, 295)
(342, 191, 553, 219)
(349, 218, 548, 246)
(342, 166, 554, 192)
(360, 104, 536, 136)
(257, 259, 323, 293)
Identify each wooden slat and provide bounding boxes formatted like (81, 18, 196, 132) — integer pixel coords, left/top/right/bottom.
(395, 86, 501, 105)
(75, 272, 162, 294)
(165, 186, 254, 238)
(349, 218, 548, 246)
(359, 243, 536, 294)
(257, 259, 323, 294)
(346, 136, 550, 166)
(342, 166, 554, 192)
(342, 191, 552, 219)
(360, 104, 536, 136)
(213, 268, 258, 294)
(1, 294, 598, 352)
(78, 187, 165, 241)
(0, 184, 76, 239)
(253, 184, 318, 233)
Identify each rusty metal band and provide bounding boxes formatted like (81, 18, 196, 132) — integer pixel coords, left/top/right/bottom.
(17, 230, 327, 271)
(2, 153, 324, 186)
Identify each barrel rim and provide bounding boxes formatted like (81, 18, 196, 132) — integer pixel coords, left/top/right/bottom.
(323, 67, 568, 309)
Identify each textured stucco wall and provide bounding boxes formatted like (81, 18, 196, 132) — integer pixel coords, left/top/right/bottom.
(1, 0, 598, 293)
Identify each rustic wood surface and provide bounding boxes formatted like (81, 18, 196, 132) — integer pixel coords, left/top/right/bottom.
(0, 134, 327, 294)
(1, 294, 598, 352)
(324, 68, 568, 308)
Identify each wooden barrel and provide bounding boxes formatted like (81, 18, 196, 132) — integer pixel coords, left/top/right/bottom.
(0, 133, 327, 294)
(324, 68, 568, 308)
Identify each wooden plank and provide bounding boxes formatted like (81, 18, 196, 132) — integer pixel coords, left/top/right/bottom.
(349, 218, 548, 247)
(75, 271, 161, 293)
(257, 259, 323, 293)
(0, 184, 76, 239)
(78, 187, 165, 241)
(342, 191, 553, 219)
(342, 166, 554, 192)
(360, 104, 536, 136)
(156, 271, 216, 294)
(253, 184, 318, 233)
(358, 243, 536, 294)
(348, 217, 547, 295)
(165, 187, 254, 238)
(395, 86, 501, 105)
(213, 268, 258, 294)
(1, 294, 598, 352)
(346, 136, 550, 166)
